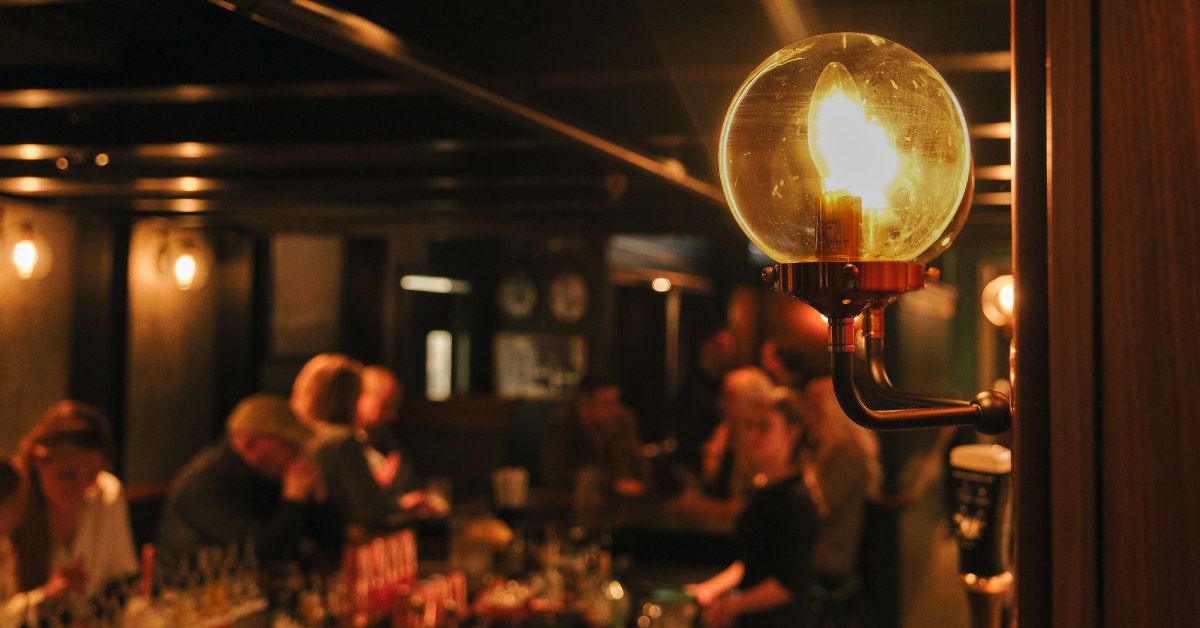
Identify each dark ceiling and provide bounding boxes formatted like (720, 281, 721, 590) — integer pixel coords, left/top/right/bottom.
(0, 0, 1011, 236)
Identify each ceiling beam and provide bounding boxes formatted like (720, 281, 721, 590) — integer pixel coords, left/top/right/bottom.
(0, 47, 1008, 109)
(206, 0, 726, 206)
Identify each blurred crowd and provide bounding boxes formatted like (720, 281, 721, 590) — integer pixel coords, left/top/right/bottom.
(0, 328, 891, 627)
(0, 354, 446, 625)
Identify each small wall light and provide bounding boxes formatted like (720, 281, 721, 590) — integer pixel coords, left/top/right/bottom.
(981, 274, 1015, 329)
(157, 232, 211, 291)
(719, 32, 1010, 434)
(8, 221, 52, 280)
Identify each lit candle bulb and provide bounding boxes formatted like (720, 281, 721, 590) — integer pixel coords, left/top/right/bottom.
(808, 61, 898, 259)
(12, 237, 38, 279)
(174, 252, 197, 290)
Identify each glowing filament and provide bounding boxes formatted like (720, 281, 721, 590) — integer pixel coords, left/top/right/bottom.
(12, 239, 38, 279)
(998, 283, 1014, 317)
(808, 62, 898, 208)
(174, 253, 197, 290)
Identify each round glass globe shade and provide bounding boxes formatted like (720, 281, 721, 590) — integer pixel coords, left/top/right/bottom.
(720, 32, 972, 263)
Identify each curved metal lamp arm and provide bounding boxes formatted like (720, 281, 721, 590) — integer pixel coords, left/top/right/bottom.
(862, 305, 970, 408)
(831, 318, 1011, 434)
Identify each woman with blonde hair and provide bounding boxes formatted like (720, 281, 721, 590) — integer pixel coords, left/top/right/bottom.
(291, 352, 363, 429)
(699, 366, 776, 499)
(11, 401, 137, 605)
(291, 353, 400, 531)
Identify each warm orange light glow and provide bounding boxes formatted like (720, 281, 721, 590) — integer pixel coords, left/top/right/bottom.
(981, 274, 1015, 327)
(174, 253, 198, 290)
(651, 277, 672, 292)
(809, 62, 898, 209)
(172, 198, 204, 213)
(999, 283, 1014, 315)
(720, 33, 972, 263)
(17, 177, 43, 193)
(177, 142, 211, 158)
(12, 238, 38, 279)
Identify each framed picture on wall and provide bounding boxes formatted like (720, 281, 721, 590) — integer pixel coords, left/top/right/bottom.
(494, 332, 588, 400)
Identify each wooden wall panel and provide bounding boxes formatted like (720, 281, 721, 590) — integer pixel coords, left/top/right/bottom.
(1046, 0, 1098, 626)
(1011, 0, 1051, 625)
(1099, 0, 1200, 625)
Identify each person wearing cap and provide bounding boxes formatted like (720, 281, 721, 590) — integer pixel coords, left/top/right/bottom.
(154, 393, 339, 576)
(11, 400, 138, 604)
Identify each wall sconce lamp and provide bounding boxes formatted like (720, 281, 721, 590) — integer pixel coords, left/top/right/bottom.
(719, 32, 1010, 434)
(157, 231, 211, 291)
(981, 274, 1015, 331)
(5, 220, 53, 280)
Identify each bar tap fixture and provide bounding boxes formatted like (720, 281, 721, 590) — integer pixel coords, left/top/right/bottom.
(949, 444, 1014, 628)
(718, 32, 1010, 434)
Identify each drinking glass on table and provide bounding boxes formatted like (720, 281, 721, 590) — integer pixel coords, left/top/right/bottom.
(491, 466, 529, 525)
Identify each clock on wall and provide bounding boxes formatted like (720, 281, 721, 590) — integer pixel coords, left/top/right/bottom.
(548, 271, 589, 323)
(497, 272, 538, 320)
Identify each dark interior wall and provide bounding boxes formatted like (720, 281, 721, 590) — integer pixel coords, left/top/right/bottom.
(124, 223, 220, 484)
(261, 234, 344, 393)
(612, 285, 667, 437)
(68, 214, 130, 470)
(212, 232, 259, 434)
(341, 238, 387, 366)
(0, 203, 76, 451)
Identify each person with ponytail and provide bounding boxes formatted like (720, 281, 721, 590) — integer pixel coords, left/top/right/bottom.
(686, 387, 821, 627)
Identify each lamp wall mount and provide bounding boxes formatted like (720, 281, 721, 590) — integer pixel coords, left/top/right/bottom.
(765, 263, 1012, 434)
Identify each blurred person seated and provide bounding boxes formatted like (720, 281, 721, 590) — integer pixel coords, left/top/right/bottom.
(802, 376, 883, 627)
(686, 388, 822, 628)
(670, 328, 738, 476)
(539, 374, 647, 499)
(11, 401, 138, 605)
(291, 353, 400, 531)
(354, 365, 447, 518)
(156, 393, 338, 575)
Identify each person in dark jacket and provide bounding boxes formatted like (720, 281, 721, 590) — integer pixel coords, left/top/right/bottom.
(539, 374, 646, 498)
(670, 328, 738, 477)
(155, 393, 337, 576)
(686, 387, 822, 628)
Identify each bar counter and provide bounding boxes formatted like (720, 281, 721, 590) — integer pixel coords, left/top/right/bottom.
(398, 488, 739, 626)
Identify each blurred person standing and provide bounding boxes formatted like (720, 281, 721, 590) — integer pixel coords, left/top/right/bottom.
(539, 374, 646, 498)
(155, 393, 337, 574)
(355, 365, 414, 495)
(759, 339, 814, 389)
(670, 328, 738, 477)
(803, 376, 882, 627)
(11, 401, 137, 603)
(686, 388, 821, 628)
(291, 353, 398, 531)
(355, 365, 446, 518)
